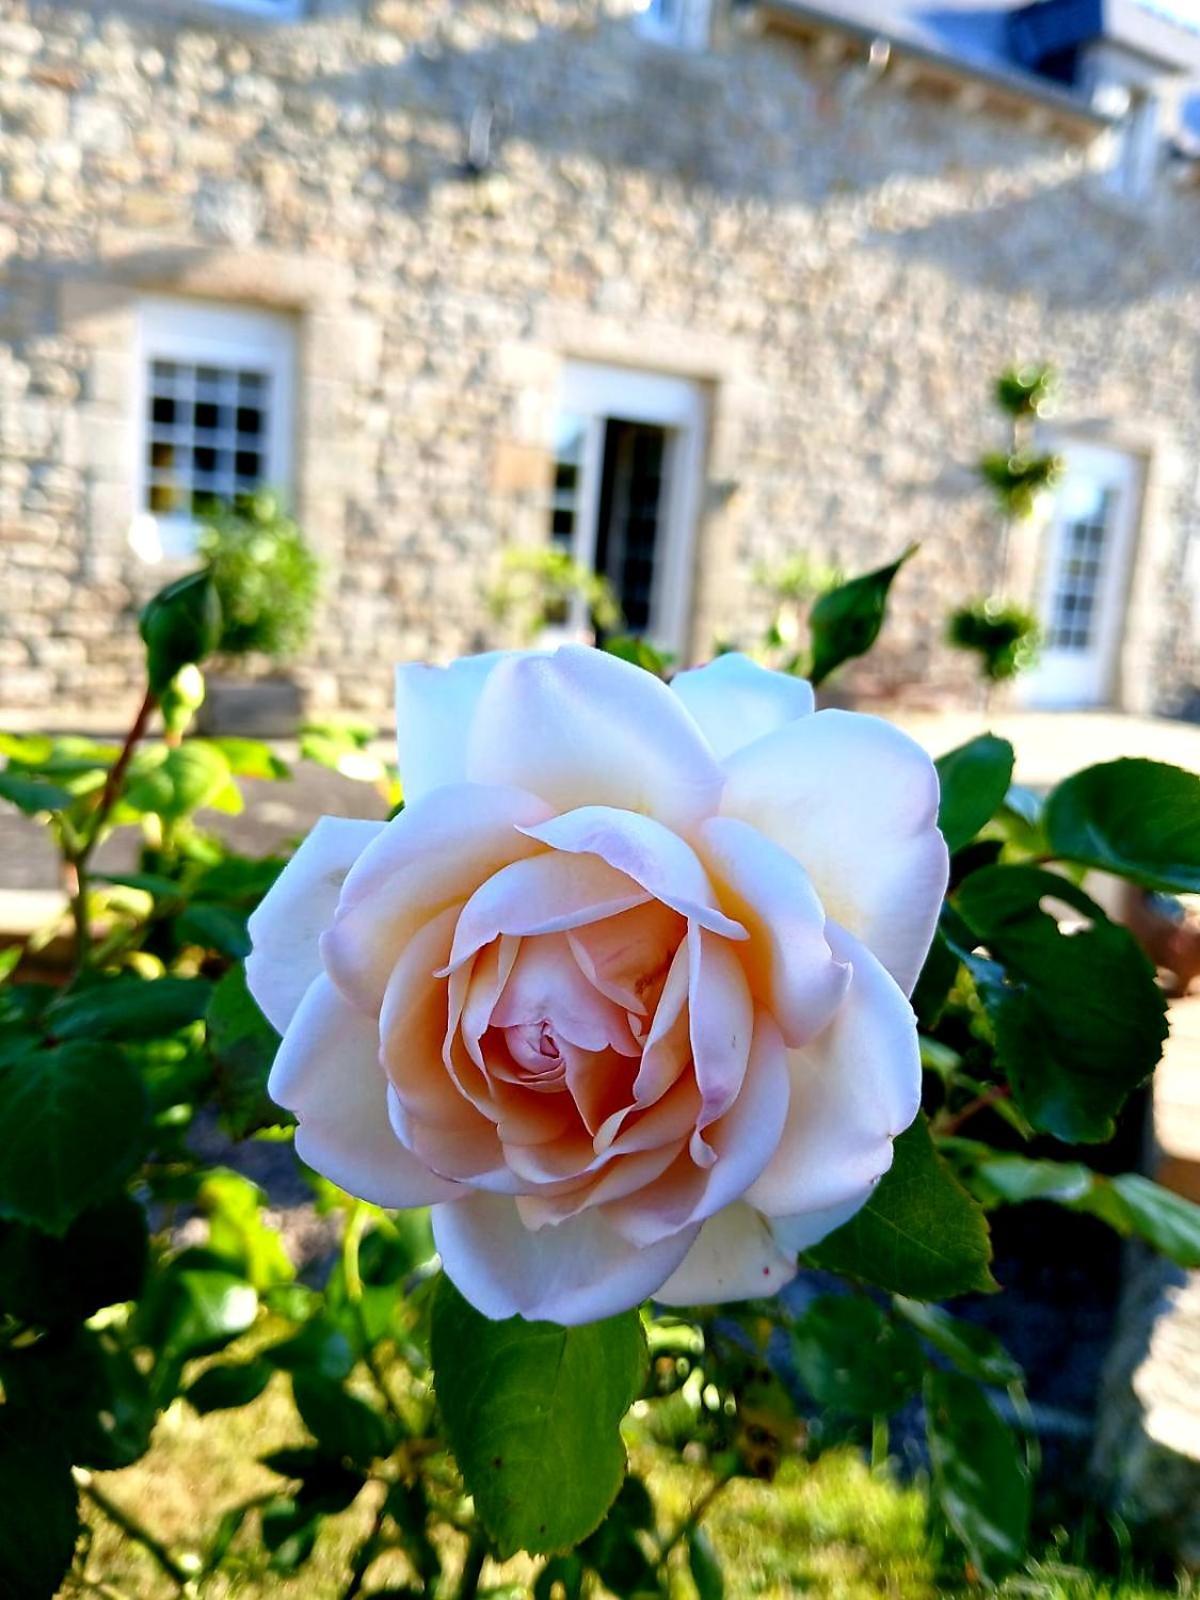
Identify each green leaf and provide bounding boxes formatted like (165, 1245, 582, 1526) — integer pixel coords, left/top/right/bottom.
(264, 1316, 355, 1382)
(807, 545, 916, 687)
(578, 1476, 657, 1595)
(122, 741, 235, 821)
(139, 569, 222, 693)
(791, 1295, 924, 1416)
(893, 1299, 1023, 1386)
(0, 1043, 147, 1235)
(138, 1248, 259, 1393)
(954, 866, 1168, 1142)
(925, 1370, 1031, 1582)
(0, 1326, 155, 1471)
(807, 1114, 995, 1299)
(687, 1526, 726, 1600)
(0, 1193, 147, 1325)
(1045, 758, 1200, 893)
(0, 1417, 78, 1600)
(198, 1168, 293, 1290)
(207, 964, 287, 1137)
(966, 1156, 1200, 1269)
(430, 1276, 647, 1556)
(911, 928, 959, 1032)
(177, 902, 251, 958)
(535, 1556, 585, 1600)
(0, 770, 74, 815)
(186, 1359, 274, 1413)
(292, 1371, 393, 1466)
(935, 735, 1015, 854)
(206, 736, 291, 780)
(47, 975, 213, 1042)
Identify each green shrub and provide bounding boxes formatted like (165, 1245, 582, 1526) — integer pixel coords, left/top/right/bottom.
(198, 491, 319, 664)
(948, 598, 1040, 682)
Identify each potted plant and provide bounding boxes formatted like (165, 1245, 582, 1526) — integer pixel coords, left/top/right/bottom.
(194, 490, 319, 736)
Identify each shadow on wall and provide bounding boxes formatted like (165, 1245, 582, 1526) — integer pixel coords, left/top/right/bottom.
(36, 0, 1200, 315)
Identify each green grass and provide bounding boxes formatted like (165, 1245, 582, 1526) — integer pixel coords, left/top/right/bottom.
(66, 1379, 1196, 1599)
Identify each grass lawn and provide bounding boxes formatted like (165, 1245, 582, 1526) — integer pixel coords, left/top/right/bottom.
(66, 1375, 1197, 1600)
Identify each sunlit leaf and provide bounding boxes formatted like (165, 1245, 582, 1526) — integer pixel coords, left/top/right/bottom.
(431, 1277, 646, 1556)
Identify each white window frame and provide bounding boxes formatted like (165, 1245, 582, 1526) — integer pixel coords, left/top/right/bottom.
(131, 296, 296, 562)
(633, 0, 713, 51)
(549, 361, 706, 656)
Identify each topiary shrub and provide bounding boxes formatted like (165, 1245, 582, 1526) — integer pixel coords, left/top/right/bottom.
(197, 491, 319, 665)
(947, 597, 1040, 683)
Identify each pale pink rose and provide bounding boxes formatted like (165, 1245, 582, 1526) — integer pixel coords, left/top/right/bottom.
(248, 648, 947, 1324)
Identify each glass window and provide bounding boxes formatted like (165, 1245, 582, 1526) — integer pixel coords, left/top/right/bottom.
(1046, 483, 1114, 652)
(133, 298, 295, 560)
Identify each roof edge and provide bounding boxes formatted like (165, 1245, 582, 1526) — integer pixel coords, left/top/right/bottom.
(746, 0, 1114, 130)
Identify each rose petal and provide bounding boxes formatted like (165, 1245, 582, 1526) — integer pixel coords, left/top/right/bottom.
(696, 815, 849, 1047)
(605, 1009, 788, 1246)
(445, 851, 649, 972)
(394, 651, 517, 803)
(618, 940, 692, 1124)
(268, 974, 460, 1206)
(567, 900, 684, 1017)
(770, 1190, 874, 1255)
(743, 923, 920, 1219)
(720, 709, 949, 994)
(466, 646, 724, 831)
(671, 653, 814, 761)
(492, 933, 640, 1055)
(688, 926, 754, 1142)
(653, 1202, 798, 1306)
(520, 808, 745, 941)
(324, 783, 551, 1011)
(246, 817, 383, 1033)
(433, 1189, 699, 1323)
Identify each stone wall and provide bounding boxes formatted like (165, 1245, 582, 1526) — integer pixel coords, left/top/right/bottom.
(0, 0, 1198, 718)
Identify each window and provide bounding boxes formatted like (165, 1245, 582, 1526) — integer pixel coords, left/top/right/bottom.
(633, 0, 713, 49)
(546, 363, 706, 653)
(132, 298, 296, 560)
(1045, 483, 1114, 651)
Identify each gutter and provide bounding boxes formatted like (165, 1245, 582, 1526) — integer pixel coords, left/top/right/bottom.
(745, 0, 1114, 131)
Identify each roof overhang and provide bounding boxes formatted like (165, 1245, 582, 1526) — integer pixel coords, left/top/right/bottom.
(745, 0, 1111, 130)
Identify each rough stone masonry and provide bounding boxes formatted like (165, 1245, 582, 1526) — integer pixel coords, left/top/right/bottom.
(0, 0, 1197, 718)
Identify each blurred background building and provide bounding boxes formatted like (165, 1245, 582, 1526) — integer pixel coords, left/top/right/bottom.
(1, 0, 1199, 717)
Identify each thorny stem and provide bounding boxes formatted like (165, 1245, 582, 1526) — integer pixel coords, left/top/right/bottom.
(938, 1082, 1012, 1138)
(75, 1470, 194, 1593)
(64, 684, 158, 976)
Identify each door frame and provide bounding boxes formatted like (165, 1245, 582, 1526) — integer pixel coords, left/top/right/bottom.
(554, 361, 707, 655)
(1018, 438, 1144, 709)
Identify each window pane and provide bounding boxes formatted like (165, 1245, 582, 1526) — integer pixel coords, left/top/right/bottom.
(548, 412, 587, 552)
(142, 355, 273, 518)
(1047, 485, 1113, 651)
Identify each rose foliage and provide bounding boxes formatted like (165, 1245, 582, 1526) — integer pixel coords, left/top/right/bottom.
(0, 556, 1197, 1599)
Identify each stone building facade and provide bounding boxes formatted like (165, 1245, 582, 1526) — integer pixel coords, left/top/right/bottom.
(0, 0, 1198, 718)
